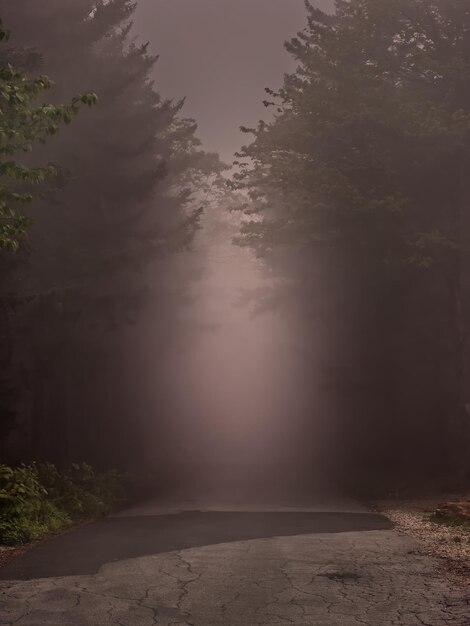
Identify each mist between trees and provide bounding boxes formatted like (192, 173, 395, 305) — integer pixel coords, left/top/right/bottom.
(1, 0, 470, 493)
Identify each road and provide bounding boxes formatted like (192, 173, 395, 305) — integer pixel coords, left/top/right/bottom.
(0, 490, 469, 625)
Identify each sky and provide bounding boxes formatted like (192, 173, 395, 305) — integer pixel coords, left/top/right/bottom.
(132, 1, 335, 481)
(135, 0, 336, 480)
(134, 0, 334, 161)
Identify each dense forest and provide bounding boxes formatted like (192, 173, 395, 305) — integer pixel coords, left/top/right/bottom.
(234, 0, 470, 487)
(0, 0, 222, 472)
(1, 0, 470, 493)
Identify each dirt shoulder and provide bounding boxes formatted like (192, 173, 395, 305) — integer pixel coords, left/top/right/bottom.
(373, 495, 470, 584)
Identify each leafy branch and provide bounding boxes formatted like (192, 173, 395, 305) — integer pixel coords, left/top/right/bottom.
(0, 20, 97, 251)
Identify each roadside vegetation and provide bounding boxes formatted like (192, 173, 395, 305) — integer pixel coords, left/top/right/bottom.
(0, 463, 127, 546)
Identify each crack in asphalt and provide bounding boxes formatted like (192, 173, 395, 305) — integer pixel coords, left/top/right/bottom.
(1, 530, 470, 625)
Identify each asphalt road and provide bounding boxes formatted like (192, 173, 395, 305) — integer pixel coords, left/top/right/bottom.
(0, 493, 469, 625)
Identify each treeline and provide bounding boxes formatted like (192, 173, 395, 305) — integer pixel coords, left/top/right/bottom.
(0, 0, 221, 469)
(235, 0, 470, 487)
(4, 0, 469, 490)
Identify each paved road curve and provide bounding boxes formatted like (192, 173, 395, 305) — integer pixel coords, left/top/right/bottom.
(0, 493, 469, 625)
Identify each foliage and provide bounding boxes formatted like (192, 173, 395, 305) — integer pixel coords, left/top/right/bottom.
(233, 0, 470, 481)
(0, 463, 127, 545)
(0, 464, 68, 545)
(0, 20, 97, 251)
(37, 462, 127, 519)
(235, 0, 470, 264)
(0, 0, 223, 468)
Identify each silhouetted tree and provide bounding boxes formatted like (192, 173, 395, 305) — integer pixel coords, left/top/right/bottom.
(0, 0, 222, 468)
(234, 0, 470, 486)
(0, 18, 97, 450)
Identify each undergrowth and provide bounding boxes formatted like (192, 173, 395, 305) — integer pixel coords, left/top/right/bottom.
(429, 514, 470, 533)
(0, 463, 127, 545)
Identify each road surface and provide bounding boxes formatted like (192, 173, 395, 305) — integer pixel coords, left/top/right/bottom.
(0, 491, 469, 625)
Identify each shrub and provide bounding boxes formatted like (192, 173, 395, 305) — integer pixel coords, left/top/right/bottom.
(0, 464, 70, 545)
(37, 462, 127, 519)
(0, 462, 127, 545)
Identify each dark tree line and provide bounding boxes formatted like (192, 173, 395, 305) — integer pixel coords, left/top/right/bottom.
(0, 0, 222, 469)
(235, 0, 470, 487)
(3, 0, 470, 490)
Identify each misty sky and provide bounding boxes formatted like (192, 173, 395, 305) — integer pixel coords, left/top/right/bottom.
(134, 0, 334, 161)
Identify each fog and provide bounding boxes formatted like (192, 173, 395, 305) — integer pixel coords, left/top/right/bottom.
(113, 0, 333, 496)
(138, 207, 323, 495)
(134, 0, 334, 160)
(3, 0, 470, 499)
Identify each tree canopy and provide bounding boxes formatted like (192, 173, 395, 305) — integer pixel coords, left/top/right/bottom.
(234, 0, 470, 483)
(0, 0, 223, 468)
(0, 20, 96, 251)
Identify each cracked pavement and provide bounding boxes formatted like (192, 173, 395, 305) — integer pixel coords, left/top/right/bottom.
(1, 499, 469, 625)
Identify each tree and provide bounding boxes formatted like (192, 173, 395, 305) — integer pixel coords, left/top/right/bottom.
(0, 19, 97, 450)
(234, 0, 470, 485)
(0, 21, 96, 251)
(0, 0, 223, 468)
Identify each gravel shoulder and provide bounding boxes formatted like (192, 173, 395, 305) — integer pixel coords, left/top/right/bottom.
(374, 494, 470, 585)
